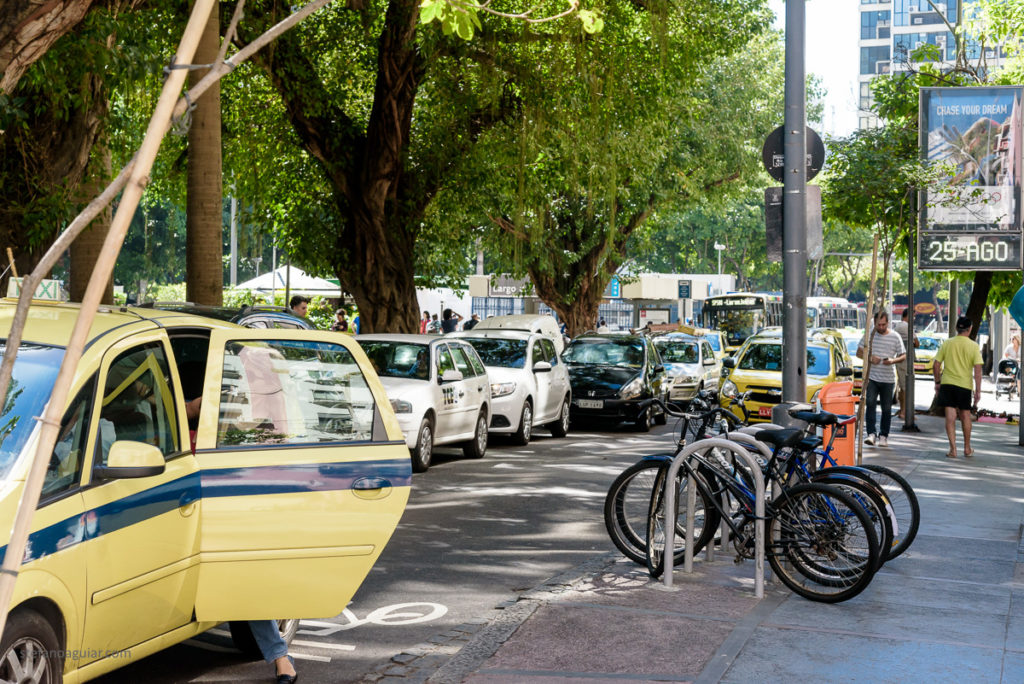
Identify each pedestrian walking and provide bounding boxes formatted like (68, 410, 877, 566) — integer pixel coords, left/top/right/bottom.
(441, 308, 463, 333)
(420, 311, 430, 334)
(893, 308, 918, 420)
(597, 318, 609, 333)
(463, 313, 481, 330)
(857, 310, 906, 447)
(933, 316, 983, 459)
(427, 314, 441, 334)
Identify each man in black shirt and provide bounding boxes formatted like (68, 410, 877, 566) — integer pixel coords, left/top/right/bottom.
(441, 308, 463, 333)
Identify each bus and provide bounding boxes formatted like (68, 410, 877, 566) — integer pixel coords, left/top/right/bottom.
(806, 297, 865, 330)
(701, 293, 783, 353)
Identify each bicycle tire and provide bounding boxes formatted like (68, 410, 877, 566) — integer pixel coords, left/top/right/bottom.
(645, 467, 717, 578)
(767, 483, 880, 603)
(810, 474, 893, 571)
(858, 464, 920, 559)
(604, 459, 668, 564)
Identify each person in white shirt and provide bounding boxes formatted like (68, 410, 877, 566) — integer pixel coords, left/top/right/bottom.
(856, 310, 906, 447)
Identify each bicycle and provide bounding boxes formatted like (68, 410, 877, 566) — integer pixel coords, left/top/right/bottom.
(645, 425, 882, 603)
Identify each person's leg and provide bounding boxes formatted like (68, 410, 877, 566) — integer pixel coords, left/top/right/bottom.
(879, 381, 894, 437)
(247, 620, 296, 677)
(864, 380, 878, 439)
(960, 408, 974, 457)
(943, 406, 957, 457)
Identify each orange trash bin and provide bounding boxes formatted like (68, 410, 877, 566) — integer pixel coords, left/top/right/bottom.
(819, 381, 858, 467)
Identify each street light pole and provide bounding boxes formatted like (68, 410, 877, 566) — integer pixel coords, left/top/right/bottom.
(714, 242, 726, 295)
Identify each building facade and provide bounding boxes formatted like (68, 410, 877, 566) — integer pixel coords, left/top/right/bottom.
(858, 0, 1005, 129)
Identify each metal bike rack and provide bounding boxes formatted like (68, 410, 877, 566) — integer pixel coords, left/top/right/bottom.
(662, 437, 767, 598)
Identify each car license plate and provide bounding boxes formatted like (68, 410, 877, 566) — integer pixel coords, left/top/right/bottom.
(577, 399, 603, 409)
(758, 406, 773, 418)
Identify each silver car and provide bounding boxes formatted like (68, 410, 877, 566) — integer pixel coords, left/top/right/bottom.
(653, 334, 722, 403)
(449, 330, 572, 444)
(357, 334, 490, 472)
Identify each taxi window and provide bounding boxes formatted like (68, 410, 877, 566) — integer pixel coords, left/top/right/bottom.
(540, 338, 558, 365)
(43, 378, 95, 500)
(532, 340, 546, 366)
(450, 344, 475, 376)
(437, 346, 456, 376)
(98, 343, 180, 465)
(466, 345, 487, 376)
(217, 340, 376, 446)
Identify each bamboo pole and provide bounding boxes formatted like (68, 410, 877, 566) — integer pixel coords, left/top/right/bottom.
(0, 0, 218, 635)
(5, 249, 16, 279)
(855, 234, 880, 466)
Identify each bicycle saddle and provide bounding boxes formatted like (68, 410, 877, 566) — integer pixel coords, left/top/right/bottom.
(754, 428, 804, 449)
(799, 435, 824, 450)
(789, 410, 837, 426)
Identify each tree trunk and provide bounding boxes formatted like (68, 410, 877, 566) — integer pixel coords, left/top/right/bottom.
(964, 271, 992, 342)
(185, 0, 223, 306)
(70, 140, 112, 303)
(0, 0, 94, 94)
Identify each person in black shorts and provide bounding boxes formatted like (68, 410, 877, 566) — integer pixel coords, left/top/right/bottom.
(933, 316, 983, 459)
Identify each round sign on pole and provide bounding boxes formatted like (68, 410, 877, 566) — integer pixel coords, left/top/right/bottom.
(761, 126, 826, 183)
(914, 302, 937, 315)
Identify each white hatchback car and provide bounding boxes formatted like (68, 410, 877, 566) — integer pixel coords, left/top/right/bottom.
(653, 333, 722, 403)
(357, 334, 490, 472)
(449, 330, 572, 444)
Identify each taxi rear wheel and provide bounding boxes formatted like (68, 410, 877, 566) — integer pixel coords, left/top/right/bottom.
(0, 609, 62, 684)
(411, 417, 434, 473)
(229, 619, 299, 660)
(549, 397, 570, 438)
(511, 401, 532, 445)
(464, 410, 488, 459)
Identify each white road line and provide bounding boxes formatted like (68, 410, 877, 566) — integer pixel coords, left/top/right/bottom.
(299, 620, 339, 629)
(291, 639, 356, 651)
(292, 652, 332, 662)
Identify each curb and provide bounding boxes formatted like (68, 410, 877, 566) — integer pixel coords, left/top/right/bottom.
(359, 553, 620, 683)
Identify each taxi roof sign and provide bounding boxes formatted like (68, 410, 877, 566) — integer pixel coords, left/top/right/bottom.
(6, 278, 68, 302)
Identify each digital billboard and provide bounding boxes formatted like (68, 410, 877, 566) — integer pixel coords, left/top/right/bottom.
(919, 86, 1023, 271)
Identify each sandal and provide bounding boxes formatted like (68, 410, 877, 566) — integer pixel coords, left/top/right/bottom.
(964, 449, 974, 458)
(946, 451, 957, 459)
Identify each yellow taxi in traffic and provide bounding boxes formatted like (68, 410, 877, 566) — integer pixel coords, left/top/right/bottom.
(914, 333, 946, 374)
(719, 334, 854, 422)
(673, 324, 728, 361)
(0, 301, 410, 682)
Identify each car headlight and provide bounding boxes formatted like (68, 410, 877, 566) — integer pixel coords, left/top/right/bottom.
(721, 380, 738, 398)
(389, 398, 412, 414)
(619, 377, 644, 399)
(491, 382, 516, 398)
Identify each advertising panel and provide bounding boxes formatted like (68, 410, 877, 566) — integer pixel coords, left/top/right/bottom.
(919, 86, 1023, 270)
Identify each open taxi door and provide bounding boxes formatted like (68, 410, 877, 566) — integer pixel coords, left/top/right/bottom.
(191, 329, 411, 621)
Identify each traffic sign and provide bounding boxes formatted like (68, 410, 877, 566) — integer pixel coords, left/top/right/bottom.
(677, 280, 691, 299)
(762, 126, 825, 183)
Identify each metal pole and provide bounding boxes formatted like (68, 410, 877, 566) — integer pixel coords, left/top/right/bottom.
(229, 195, 238, 287)
(782, 0, 807, 403)
(948, 279, 958, 338)
(904, 230, 919, 431)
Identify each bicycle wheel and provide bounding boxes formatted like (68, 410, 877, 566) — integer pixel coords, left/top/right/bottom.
(858, 464, 920, 559)
(605, 460, 666, 564)
(811, 473, 893, 569)
(645, 467, 717, 578)
(767, 483, 880, 603)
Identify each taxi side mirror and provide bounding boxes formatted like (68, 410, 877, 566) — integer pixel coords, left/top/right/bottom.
(533, 361, 552, 373)
(94, 441, 166, 480)
(722, 357, 737, 369)
(837, 367, 854, 377)
(703, 357, 716, 366)
(440, 369, 464, 384)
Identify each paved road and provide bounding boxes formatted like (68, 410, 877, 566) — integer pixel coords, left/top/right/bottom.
(94, 420, 679, 683)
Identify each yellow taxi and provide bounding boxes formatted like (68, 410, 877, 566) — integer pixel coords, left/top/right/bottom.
(673, 324, 728, 361)
(719, 334, 854, 422)
(0, 301, 410, 682)
(914, 333, 946, 374)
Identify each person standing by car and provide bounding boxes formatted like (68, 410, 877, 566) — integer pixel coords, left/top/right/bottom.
(857, 310, 905, 447)
(289, 295, 309, 318)
(934, 316, 983, 459)
(463, 313, 481, 330)
(893, 307, 918, 421)
(331, 308, 349, 333)
(420, 310, 431, 333)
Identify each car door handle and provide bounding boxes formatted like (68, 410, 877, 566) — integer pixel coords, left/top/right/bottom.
(353, 477, 391, 491)
(458, 390, 466, 398)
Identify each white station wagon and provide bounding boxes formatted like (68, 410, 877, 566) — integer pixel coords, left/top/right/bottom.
(449, 330, 572, 444)
(357, 334, 491, 472)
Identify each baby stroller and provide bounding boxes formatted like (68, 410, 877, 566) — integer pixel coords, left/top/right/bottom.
(996, 359, 1019, 401)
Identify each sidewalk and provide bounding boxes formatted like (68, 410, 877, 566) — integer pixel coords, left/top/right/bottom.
(365, 414, 1024, 683)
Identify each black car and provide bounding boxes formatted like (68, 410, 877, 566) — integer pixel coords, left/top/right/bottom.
(562, 333, 667, 431)
(140, 302, 314, 329)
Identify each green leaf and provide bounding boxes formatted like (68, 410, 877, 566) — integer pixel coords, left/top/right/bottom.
(420, 0, 439, 24)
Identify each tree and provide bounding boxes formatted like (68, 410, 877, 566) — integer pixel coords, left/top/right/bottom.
(0, 0, 96, 94)
(442, 14, 781, 335)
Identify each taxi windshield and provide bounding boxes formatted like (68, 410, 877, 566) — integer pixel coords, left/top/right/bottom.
(655, 340, 698, 364)
(0, 344, 64, 478)
(918, 336, 943, 351)
(704, 334, 722, 352)
(739, 343, 831, 376)
(563, 339, 645, 368)
(462, 338, 527, 368)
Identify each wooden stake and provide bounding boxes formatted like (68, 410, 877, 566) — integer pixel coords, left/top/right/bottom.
(4, 249, 16, 279)
(855, 233, 880, 466)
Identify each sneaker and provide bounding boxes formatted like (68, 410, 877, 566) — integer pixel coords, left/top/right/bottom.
(878, 435, 888, 447)
(864, 434, 875, 446)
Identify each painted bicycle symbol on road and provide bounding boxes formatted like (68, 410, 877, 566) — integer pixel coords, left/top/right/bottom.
(299, 602, 448, 637)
